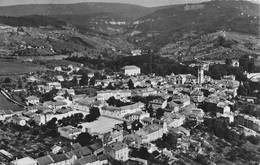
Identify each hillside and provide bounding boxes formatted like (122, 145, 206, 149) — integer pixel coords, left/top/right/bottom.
(0, 15, 134, 58)
(126, 0, 260, 59)
(0, 3, 154, 20)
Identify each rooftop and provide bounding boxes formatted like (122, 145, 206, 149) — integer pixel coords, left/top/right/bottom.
(11, 157, 37, 165)
(107, 142, 128, 151)
(122, 65, 140, 70)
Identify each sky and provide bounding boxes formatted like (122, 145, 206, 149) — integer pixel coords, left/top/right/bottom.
(0, 0, 211, 7)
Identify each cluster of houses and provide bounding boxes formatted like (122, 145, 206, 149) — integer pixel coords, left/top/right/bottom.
(1, 61, 260, 165)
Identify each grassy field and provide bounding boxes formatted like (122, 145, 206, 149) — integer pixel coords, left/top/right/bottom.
(0, 92, 24, 112)
(0, 59, 44, 75)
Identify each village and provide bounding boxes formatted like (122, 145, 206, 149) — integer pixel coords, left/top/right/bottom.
(0, 56, 259, 165)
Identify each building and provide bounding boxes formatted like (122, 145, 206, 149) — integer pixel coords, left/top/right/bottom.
(47, 82, 62, 89)
(131, 50, 142, 56)
(231, 60, 239, 67)
(101, 102, 145, 119)
(122, 65, 141, 76)
(36, 155, 55, 165)
(12, 116, 26, 126)
(235, 114, 260, 132)
(77, 154, 100, 165)
(176, 74, 197, 84)
(50, 154, 77, 165)
(10, 157, 37, 165)
(136, 123, 167, 142)
(0, 110, 13, 121)
(58, 125, 82, 140)
(25, 96, 40, 105)
(104, 142, 129, 161)
(149, 98, 167, 110)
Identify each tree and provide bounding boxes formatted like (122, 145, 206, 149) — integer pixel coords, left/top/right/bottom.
(88, 107, 101, 121)
(76, 132, 93, 146)
(237, 85, 248, 96)
(128, 79, 134, 89)
(47, 117, 57, 128)
(80, 73, 88, 86)
(225, 58, 232, 65)
(71, 76, 78, 85)
(156, 108, 165, 119)
(139, 147, 150, 160)
(131, 120, 143, 131)
(89, 77, 96, 86)
(3, 77, 11, 84)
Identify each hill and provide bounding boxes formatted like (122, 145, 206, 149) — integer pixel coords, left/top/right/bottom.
(0, 15, 134, 58)
(126, 0, 260, 56)
(0, 15, 67, 29)
(0, 2, 154, 20)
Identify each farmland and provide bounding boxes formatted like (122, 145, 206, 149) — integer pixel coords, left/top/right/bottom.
(0, 59, 45, 75)
(0, 92, 24, 112)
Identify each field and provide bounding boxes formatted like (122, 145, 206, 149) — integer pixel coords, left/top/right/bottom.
(0, 59, 44, 75)
(80, 116, 123, 134)
(0, 92, 24, 112)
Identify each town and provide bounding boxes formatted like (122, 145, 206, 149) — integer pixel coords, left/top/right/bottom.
(0, 54, 260, 165)
(0, 0, 260, 164)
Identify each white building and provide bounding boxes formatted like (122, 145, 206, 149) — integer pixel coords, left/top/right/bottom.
(101, 102, 145, 119)
(104, 142, 129, 161)
(122, 65, 141, 76)
(47, 82, 62, 89)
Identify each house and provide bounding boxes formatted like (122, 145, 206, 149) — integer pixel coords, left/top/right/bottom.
(136, 123, 167, 143)
(0, 110, 13, 121)
(190, 89, 204, 103)
(123, 133, 142, 149)
(123, 111, 149, 122)
(101, 102, 145, 119)
(216, 102, 231, 114)
(149, 98, 167, 110)
(54, 66, 62, 71)
(103, 131, 124, 145)
(67, 146, 92, 159)
(169, 126, 190, 137)
(239, 96, 257, 103)
(57, 75, 65, 82)
(88, 143, 104, 156)
(47, 82, 62, 89)
(235, 114, 260, 132)
(36, 155, 54, 165)
(43, 101, 68, 110)
(12, 116, 26, 126)
(162, 113, 185, 128)
(77, 154, 100, 165)
(37, 85, 53, 93)
(122, 65, 141, 76)
(104, 142, 129, 161)
(10, 157, 37, 165)
(51, 145, 62, 154)
(231, 60, 239, 67)
(131, 49, 142, 56)
(25, 96, 40, 105)
(58, 125, 82, 140)
(50, 153, 77, 165)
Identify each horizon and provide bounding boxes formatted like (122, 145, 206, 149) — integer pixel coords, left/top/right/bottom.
(0, 0, 211, 7)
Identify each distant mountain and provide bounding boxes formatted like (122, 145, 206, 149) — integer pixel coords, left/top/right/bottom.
(0, 2, 155, 20)
(127, 0, 260, 47)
